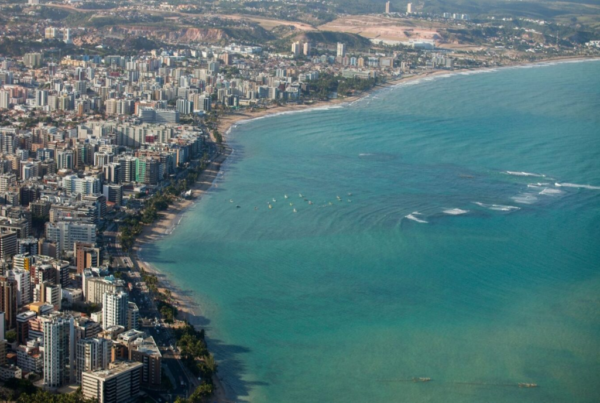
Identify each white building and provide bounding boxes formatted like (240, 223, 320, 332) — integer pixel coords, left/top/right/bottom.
(45, 220, 97, 255)
(76, 337, 112, 384)
(82, 361, 142, 403)
(102, 291, 129, 329)
(42, 313, 75, 388)
(7, 269, 31, 306)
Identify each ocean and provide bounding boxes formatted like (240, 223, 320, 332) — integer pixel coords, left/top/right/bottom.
(141, 60, 600, 402)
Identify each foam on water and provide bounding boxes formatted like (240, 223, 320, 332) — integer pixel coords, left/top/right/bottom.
(555, 182, 600, 190)
(539, 188, 564, 196)
(404, 212, 428, 223)
(474, 202, 521, 212)
(511, 193, 539, 204)
(443, 208, 469, 215)
(504, 171, 546, 177)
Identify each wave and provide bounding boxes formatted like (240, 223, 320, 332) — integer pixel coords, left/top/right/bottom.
(473, 202, 520, 212)
(527, 182, 550, 188)
(539, 188, 564, 196)
(405, 212, 428, 224)
(504, 171, 546, 178)
(511, 194, 538, 204)
(443, 208, 469, 215)
(555, 182, 600, 190)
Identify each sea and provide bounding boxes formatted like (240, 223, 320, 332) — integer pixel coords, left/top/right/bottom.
(141, 60, 600, 402)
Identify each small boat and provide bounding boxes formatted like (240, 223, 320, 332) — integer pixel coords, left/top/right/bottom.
(229, 199, 233, 203)
(348, 199, 352, 203)
(299, 193, 303, 198)
(268, 204, 272, 209)
(308, 201, 313, 205)
(290, 202, 293, 206)
(518, 383, 538, 388)
(293, 208, 297, 213)
(348, 192, 352, 196)
(273, 198, 276, 202)
(284, 195, 288, 199)
(329, 202, 333, 206)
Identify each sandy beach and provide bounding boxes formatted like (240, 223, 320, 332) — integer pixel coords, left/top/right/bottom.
(127, 54, 598, 402)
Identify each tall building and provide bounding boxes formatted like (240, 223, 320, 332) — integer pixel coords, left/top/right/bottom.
(23, 53, 43, 68)
(76, 338, 112, 384)
(0, 90, 10, 109)
(337, 42, 346, 57)
(127, 302, 139, 331)
(102, 291, 129, 329)
(35, 90, 48, 107)
(75, 242, 101, 274)
(407, 2, 413, 14)
(129, 335, 161, 386)
(291, 42, 301, 56)
(16, 311, 36, 345)
(0, 230, 17, 261)
(42, 313, 75, 388)
(85, 276, 125, 304)
(0, 276, 18, 330)
(7, 269, 31, 307)
(385, 1, 391, 13)
(303, 42, 311, 56)
(81, 361, 142, 403)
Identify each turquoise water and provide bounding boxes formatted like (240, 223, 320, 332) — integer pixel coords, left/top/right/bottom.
(143, 60, 600, 402)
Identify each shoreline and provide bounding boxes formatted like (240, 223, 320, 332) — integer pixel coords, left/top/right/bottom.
(127, 54, 598, 402)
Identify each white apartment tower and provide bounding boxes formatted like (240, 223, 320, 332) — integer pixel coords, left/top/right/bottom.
(102, 291, 129, 329)
(337, 42, 346, 57)
(76, 338, 111, 384)
(42, 313, 75, 388)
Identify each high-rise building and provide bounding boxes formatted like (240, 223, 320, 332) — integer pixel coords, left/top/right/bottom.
(0, 90, 10, 109)
(407, 2, 413, 14)
(35, 90, 48, 107)
(23, 53, 43, 68)
(41, 282, 62, 311)
(291, 42, 301, 56)
(81, 360, 142, 403)
(17, 237, 38, 256)
(42, 313, 75, 388)
(85, 276, 125, 304)
(0, 276, 18, 330)
(102, 291, 129, 329)
(75, 242, 101, 274)
(337, 42, 346, 57)
(16, 311, 36, 344)
(127, 302, 139, 331)
(0, 230, 17, 261)
(385, 1, 391, 13)
(303, 42, 311, 56)
(7, 269, 31, 307)
(129, 335, 161, 386)
(76, 338, 112, 384)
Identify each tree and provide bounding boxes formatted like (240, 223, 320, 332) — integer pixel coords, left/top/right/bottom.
(6, 329, 16, 343)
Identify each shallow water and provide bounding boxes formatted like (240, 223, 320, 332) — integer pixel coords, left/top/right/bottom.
(143, 60, 600, 402)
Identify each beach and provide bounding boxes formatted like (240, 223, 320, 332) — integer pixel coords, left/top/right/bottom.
(127, 55, 599, 402)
